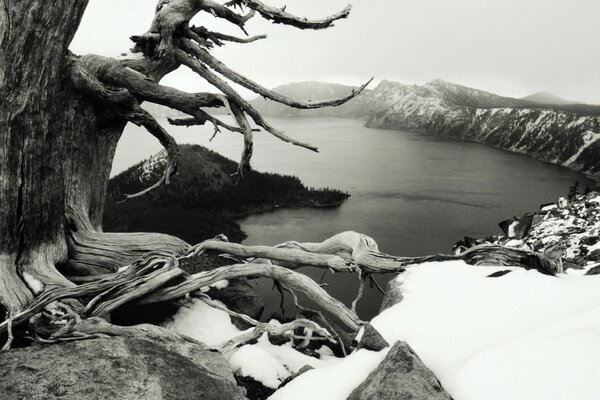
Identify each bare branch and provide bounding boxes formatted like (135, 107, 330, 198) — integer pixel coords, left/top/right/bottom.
(185, 239, 357, 272)
(1, 306, 16, 351)
(119, 107, 180, 200)
(182, 41, 372, 109)
(139, 262, 364, 333)
(218, 318, 335, 354)
(228, 101, 254, 175)
(190, 25, 267, 46)
(239, 1, 352, 29)
(351, 275, 365, 313)
(175, 44, 318, 152)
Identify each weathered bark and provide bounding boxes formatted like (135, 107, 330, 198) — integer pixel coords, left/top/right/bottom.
(0, 0, 374, 352)
(0, 1, 189, 310)
(0, 0, 92, 309)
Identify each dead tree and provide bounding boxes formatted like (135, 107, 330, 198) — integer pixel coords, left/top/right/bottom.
(0, 0, 374, 348)
(0, 1, 559, 352)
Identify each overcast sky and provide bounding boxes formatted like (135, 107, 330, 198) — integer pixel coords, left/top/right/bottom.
(71, 0, 600, 104)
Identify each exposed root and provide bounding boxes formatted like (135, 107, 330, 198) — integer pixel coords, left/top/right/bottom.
(1, 305, 15, 351)
(218, 319, 335, 355)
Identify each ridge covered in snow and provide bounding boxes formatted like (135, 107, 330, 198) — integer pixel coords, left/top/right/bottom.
(252, 79, 600, 177)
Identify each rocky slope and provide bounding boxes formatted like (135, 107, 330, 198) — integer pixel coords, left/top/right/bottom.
(252, 80, 600, 178)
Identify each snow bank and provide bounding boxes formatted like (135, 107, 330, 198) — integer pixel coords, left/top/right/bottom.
(274, 261, 600, 399)
(165, 299, 338, 388)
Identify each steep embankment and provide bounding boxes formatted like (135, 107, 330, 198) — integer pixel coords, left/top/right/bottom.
(252, 80, 600, 178)
(103, 144, 349, 244)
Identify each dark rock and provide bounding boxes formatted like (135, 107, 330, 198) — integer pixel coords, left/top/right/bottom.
(379, 279, 403, 312)
(563, 261, 583, 271)
(498, 214, 534, 239)
(586, 249, 600, 262)
(487, 269, 512, 278)
(207, 278, 264, 329)
(348, 341, 453, 400)
(586, 265, 600, 275)
(580, 236, 600, 246)
(357, 324, 390, 352)
(0, 332, 246, 400)
(235, 375, 275, 400)
(179, 252, 232, 274)
(277, 365, 314, 389)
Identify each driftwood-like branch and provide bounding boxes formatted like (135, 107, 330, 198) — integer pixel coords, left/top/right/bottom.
(140, 262, 364, 333)
(186, 239, 356, 272)
(238, 1, 352, 30)
(218, 319, 335, 354)
(183, 39, 371, 110)
(1, 306, 15, 351)
(229, 101, 254, 175)
(175, 45, 319, 152)
(191, 292, 261, 327)
(190, 25, 267, 46)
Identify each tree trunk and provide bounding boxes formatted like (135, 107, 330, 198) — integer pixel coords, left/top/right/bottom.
(0, 1, 187, 311)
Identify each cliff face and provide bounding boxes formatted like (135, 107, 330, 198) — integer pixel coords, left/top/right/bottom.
(364, 80, 600, 177)
(252, 79, 600, 177)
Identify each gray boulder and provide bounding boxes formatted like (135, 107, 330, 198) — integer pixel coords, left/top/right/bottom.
(357, 324, 389, 352)
(379, 279, 403, 312)
(348, 341, 453, 400)
(0, 332, 246, 400)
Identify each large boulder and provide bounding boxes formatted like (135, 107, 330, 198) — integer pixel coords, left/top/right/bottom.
(348, 341, 453, 400)
(0, 332, 246, 400)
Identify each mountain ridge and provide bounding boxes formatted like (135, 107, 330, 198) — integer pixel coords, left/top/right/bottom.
(250, 79, 600, 178)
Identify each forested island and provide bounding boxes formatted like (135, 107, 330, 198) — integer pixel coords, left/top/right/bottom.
(104, 145, 349, 243)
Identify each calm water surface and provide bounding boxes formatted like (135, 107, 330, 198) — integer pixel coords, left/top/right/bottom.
(115, 117, 594, 319)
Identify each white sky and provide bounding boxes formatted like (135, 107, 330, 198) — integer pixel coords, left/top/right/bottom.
(71, 0, 600, 104)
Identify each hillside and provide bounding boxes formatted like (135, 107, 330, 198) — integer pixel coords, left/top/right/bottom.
(252, 79, 600, 178)
(103, 145, 349, 243)
(521, 91, 580, 105)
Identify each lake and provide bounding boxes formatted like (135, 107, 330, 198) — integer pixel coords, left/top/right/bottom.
(114, 117, 594, 319)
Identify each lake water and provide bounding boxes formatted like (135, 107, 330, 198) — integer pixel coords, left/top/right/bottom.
(115, 117, 594, 320)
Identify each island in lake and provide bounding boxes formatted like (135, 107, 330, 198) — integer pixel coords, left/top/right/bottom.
(104, 144, 349, 243)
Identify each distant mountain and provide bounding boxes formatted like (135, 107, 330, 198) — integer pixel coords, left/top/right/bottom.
(521, 91, 580, 106)
(252, 79, 600, 178)
(103, 145, 349, 243)
(249, 81, 372, 118)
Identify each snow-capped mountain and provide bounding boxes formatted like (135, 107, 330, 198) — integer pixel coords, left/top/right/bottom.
(252, 80, 600, 177)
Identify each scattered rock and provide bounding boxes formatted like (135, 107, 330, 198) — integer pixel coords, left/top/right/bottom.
(487, 270, 512, 278)
(0, 332, 246, 400)
(348, 341, 453, 400)
(277, 365, 314, 390)
(585, 266, 600, 275)
(587, 249, 600, 262)
(357, 324, 390, 352)
(498, 214, 533, 239)
(379, 279, 403, 312)
(580, 236, 600, 246)
(235, 375, 274, 400)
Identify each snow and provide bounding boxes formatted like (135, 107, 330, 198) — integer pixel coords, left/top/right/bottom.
(165, 299, 339, 388)
(22, 271, 43, 294)
(564, 131, 600, 166)
(164, 299, 240, 346)
(230, 333, 338, 389)
(278, 261, 600, 400)
(269, 348, 388, 400)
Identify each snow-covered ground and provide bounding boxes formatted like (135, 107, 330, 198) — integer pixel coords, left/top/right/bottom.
(167, 259, 600, 399)
(274, 261, 600, 400)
